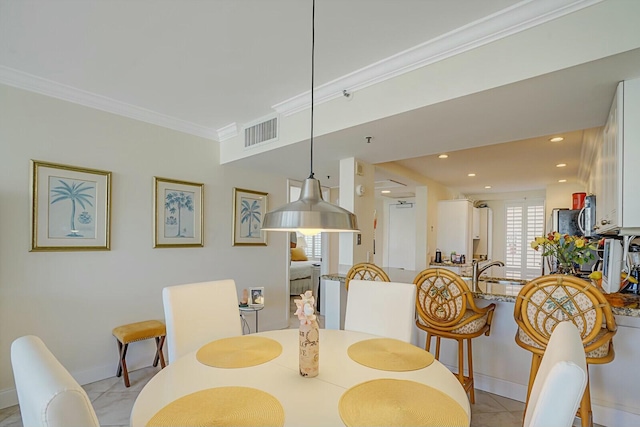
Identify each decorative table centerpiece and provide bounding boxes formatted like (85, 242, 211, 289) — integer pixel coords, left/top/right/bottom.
(294, 290, 319, 377)
(530, 232, 597, 275)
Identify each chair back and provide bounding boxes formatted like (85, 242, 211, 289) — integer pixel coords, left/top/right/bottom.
(163, 279, 241, 363)
(344, 280, 417, 343)
(11, 335, 100, 427)
(514, 274, 616, 355)
(345, 262, 390, 290)
(524, 322, 588, 427)
(414, 268, 491, 331)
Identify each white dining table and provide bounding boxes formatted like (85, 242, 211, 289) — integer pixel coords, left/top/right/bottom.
(130, 328, 471, 427)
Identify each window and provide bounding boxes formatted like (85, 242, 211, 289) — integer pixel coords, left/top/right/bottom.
(289, 181, 328, 261)
(300, 232, 322, 260)
(504, 199, 545, 280)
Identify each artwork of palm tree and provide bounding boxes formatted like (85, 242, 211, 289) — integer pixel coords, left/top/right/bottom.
(241, 198, 262, 238)
(165, 191, 194, 237)
(50, 179, 94, 237)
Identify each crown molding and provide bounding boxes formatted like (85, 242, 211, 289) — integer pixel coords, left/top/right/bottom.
(273, 0, 603, 116)
(217, 122, 238, 141)
(0, 66, 218, 140)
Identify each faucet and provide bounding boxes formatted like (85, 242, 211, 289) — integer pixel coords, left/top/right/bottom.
(471, 260, 505, 291)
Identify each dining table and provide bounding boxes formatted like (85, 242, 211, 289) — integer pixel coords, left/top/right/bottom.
(130, 328, 471, 427)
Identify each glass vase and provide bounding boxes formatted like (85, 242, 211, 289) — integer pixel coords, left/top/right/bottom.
(557, 262, 577, 275)
(299, 319, 319, 377)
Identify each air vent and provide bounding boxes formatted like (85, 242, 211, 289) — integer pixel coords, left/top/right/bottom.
(244, 116, 278, 148)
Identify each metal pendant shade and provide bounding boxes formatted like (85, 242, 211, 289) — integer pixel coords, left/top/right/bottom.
(262, 177, 358, 233)
(261, 0, 359, 234)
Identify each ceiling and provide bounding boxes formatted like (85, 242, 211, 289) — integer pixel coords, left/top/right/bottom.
(2, 0, 640, 196)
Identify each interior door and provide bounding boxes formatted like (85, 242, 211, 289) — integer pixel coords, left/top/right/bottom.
(387, 202, 416, 270)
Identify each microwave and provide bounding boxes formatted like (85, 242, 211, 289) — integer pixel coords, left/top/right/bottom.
(601, 238, 623, 294)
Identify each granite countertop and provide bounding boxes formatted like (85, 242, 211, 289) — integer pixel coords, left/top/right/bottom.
(428, 261, 473, 268)
(322, 273, 640, 318)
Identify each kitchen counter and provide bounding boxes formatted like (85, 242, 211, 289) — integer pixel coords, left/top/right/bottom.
(322, 272, 640, 318)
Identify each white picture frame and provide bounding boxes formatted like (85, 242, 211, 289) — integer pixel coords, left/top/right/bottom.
(249, 287, 265, 307)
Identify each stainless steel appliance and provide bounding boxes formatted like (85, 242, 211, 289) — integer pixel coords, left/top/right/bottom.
(578, 195, 597, 237)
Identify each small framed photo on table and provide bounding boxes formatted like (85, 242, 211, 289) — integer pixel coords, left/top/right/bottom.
(249, 287, 265, 307)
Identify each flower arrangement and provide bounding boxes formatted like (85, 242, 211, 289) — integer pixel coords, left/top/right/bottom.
(294, 290, 317, 325)
(530, 232, 597, 273)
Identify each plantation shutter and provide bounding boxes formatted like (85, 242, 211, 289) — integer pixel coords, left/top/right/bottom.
(504, 199, 545, 279)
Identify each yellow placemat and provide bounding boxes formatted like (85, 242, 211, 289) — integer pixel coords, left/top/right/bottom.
(339, 379, 469, 427)
(196, 336, 282, 368)
(347, 338, 434, 371)
(146, 387, 285, 427)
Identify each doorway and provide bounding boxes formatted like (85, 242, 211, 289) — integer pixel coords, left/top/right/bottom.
(386, 201, 416, 270)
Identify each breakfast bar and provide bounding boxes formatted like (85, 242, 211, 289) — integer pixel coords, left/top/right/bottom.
(321, 269, 640, 427)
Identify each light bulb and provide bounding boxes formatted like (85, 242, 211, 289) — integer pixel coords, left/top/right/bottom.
(299, 229, 322, 236)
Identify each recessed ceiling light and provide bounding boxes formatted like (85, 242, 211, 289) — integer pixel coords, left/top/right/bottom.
(438, 154, 448, 159)
(485, 186, 492, 189)
(468, 173, 476, 177)
(549, 136, 564, 142)
(381, 190, 391, 194)
(556, 163, 567, 167)
(558, 179, 567, 183)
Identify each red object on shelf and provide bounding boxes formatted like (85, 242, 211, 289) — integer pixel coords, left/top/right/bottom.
(572, 192, 586, 210)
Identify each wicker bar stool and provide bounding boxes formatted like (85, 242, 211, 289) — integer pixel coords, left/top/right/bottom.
(414, 268, 496, 403)
(345, 262, 390, 290)
(514, 274, 617, 427)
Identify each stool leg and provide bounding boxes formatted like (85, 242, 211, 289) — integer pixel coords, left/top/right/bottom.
(425, 333, 432, 352)
(117, 341, 130, 387)
(154, 336, 166, 369)
(523, 354, 542, 423)
(579, 370, 593, 427)
(467, 338, 475, 404)
(435, 336, 441, 359)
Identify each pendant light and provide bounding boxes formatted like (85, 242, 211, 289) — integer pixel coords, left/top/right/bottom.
(261, 0, 359, 236)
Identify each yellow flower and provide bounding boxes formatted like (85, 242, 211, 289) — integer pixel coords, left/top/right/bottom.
(535, 237, 546, 245)
(575, 238, 585, 248)
(553, 232, 561, 242)
(531, 241, 539, 250)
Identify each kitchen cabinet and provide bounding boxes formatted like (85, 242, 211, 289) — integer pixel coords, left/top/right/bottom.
(473, 207, 492, 259)
(437, 199, 473, 261)
(472, 207, 480, 239)
(596, 78, 640, 235)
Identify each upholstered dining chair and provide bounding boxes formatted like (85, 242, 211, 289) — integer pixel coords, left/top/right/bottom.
(414, 268, 496, 403)
(11, 335, 100, 427)
(514, 274, 616, 427)
(345, 262, 390, 290)
(523, 321, 588, 427)
(344, 280, 417, 343)
(162, 279, 242, 363)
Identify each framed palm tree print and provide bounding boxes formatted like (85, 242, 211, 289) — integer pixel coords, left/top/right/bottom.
(232, 188, 268, 246)
(30, 160, 112, 251)
(154, 177, 204, 248)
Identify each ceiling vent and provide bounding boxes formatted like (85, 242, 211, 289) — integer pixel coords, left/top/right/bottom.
(374, 179, 406, 189)
(382, 191, 416, 199)
(243, 115, 279, 148)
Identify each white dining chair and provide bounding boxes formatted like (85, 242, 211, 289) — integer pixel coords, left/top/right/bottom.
(344, 280, 417, 343)
(11, 335, 100, 427)
(523, 321, 588, 427)
(162, 279, 242, 363)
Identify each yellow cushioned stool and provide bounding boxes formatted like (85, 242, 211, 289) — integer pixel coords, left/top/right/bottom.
(112, 320, 166, 387)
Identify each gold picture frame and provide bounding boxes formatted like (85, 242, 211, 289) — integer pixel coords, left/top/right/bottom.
(232, 188, 268, 246)
(30, 160, 112, 251)
(154, 177, 204, 248)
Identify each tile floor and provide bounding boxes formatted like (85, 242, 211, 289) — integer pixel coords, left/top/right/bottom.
(0, 300, 595, 427)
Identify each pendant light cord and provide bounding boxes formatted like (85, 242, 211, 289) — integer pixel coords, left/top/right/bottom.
(309, 0, 315, 179)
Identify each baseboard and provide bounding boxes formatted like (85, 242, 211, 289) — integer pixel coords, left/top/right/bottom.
(442, 363, 640, 427)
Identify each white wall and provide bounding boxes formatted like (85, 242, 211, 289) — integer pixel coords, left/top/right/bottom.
(0, 85, 289, 408)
